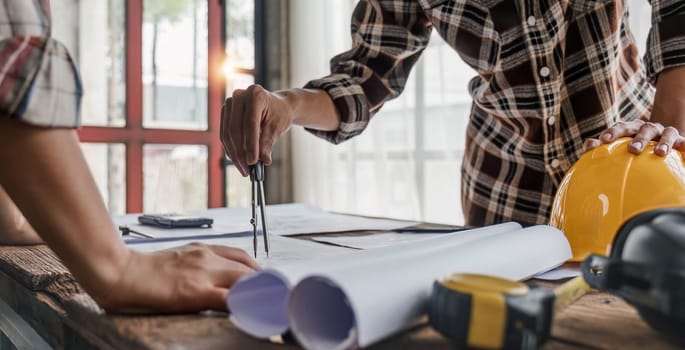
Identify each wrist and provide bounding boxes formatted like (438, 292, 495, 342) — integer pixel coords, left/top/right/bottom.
(60, 226, 134, 308)
(652, 66, 685, 131)
(280, 88, 340, 131)
(273, 89, 298, 126)
(86, 246, 135, 309)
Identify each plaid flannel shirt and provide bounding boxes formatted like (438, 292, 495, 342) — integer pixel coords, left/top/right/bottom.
(0, 0, 82, 128)
(306, 0, 685, 226)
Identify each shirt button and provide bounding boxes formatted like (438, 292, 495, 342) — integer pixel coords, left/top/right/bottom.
(551, 159, 561, 168)
(527, 16, 536, 26)
(539, 66, 551, 77)
(547, 116, 556, 126)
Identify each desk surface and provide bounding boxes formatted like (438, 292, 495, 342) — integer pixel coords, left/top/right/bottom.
(0, 240, 679, 349)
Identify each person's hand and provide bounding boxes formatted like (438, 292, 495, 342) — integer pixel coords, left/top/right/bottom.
(221, 84, 295, 176)
(584, 67, 685, 156)
(583, 120, 685, 156)
(98, 243, 259, 314)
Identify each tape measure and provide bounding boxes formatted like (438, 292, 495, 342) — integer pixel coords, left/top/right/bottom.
(428, 273, 590, 349)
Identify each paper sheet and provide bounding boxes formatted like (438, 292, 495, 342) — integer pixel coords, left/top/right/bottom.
(114, 203, 416, 239)
(533, 267, 581, 280)
(310, 231, 461, 249)
(127, 234, 352, 265)
(196, 203, 416, 236)
(226, 222, 522, 338)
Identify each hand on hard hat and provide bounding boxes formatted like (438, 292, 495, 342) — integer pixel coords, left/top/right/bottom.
(583, 120, 685, 156)
(550, 137, 685, 261)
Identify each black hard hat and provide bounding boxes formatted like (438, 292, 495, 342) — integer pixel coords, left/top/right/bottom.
(582, 208, 685, 344)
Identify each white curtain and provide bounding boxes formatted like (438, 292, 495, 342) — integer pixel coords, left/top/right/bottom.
(290, 0, 653, 225)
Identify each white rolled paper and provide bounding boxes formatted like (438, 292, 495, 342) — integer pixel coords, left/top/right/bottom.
(227, 222, 522, 338)
(288, 225, 571, 349)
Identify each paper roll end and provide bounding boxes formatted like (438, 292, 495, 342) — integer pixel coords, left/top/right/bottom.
(289, 275, 358, 350)
(227, 270, 291, 338)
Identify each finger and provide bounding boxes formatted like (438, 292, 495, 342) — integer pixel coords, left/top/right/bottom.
(220, 101, 229, 153)
(243, 85, 265, 166)
(207, 244, 261, 270)
(259, 124, 276, 165)
(229, 89, 248, 176)
(600, 120, 642, 143)
(220, 102, 227, 145)
(221, 100, 242, 175)
(221, 99, 237, 168)
(655, 126, 680, 156)
(202, 287, 229, 311)
(672, 137, 685, 154)
(211, 260, 253, 288)
(583, 138, 601, 152)
(629, 122, 663, 154)
(259, 139, 273, 165)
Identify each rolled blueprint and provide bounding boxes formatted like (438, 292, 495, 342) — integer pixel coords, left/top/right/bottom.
(227, 222, 522, 338)
(288, 225, 571, 349)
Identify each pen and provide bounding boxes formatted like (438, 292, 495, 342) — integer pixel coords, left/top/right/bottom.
(118, 225, 155, 239)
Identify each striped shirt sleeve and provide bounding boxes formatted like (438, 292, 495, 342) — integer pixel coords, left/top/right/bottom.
(644, 0, 685, 84)
(0, 1, 83, 128)
(304, 0, 433, 144)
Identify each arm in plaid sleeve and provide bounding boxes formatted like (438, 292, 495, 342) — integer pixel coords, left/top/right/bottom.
(305, 0, 433, 144)
(0, 0, 83, 128)
(643, 0, 685, 84)
(0, 36, 83, 128)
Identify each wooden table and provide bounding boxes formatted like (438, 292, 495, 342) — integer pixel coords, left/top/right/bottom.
(0, 240, 679, 349)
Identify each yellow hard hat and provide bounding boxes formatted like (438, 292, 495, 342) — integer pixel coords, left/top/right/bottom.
(550, 137, 685, 261)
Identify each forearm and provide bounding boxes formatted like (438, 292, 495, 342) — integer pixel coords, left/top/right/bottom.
(0, 119, 129, 303)
(650, 66, 685, 131)
(279, 88, 341, 131)
(0, 185, 42, 245)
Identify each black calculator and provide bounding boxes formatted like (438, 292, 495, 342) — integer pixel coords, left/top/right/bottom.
(138, 214, 214, 228)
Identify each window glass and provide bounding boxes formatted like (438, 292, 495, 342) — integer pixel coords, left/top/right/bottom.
(51, 0, 126, 127)
(225, 167, 251, 208)
(225, 0, 255, 70)
(628, 0, 651, 54)
(424, 160, 462, 224)
(226, 73, 255, 96)
(224, 0, 256, 207)
(144, 144, 208, 213)
(80, 143, 126, 215)
(143, 0, 208, 130)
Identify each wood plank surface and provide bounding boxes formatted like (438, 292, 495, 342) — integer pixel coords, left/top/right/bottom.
(0, 243, 681, 350)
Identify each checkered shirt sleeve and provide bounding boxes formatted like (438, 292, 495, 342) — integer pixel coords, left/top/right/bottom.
(305, 0, 684, 226)
(0, 0, 82, 128)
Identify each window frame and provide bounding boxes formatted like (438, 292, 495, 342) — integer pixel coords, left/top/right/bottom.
(77, 0, 232, 213)
(221, 0, 257, 169)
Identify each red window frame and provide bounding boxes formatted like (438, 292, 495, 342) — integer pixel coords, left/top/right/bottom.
(77, 0, 226, 213)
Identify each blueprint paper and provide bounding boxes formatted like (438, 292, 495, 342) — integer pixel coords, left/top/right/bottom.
(113, 203, 416, 239)
(196, 203, 416, 236)
(311, 232, 451, 249)
(127, 234, 352, 265)
(226, 222, 523, 339)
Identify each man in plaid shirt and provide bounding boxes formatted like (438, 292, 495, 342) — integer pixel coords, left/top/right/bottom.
(223, 0, 685, 227)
